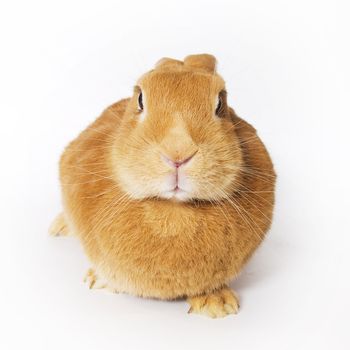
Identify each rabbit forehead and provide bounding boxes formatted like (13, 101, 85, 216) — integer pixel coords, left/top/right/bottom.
(138, 71, 225, 105)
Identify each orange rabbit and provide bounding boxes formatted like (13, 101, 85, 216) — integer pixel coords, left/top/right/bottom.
(50, 54, 276, 318)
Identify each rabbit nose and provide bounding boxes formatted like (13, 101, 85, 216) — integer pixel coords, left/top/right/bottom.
(161, 150, 198, 168)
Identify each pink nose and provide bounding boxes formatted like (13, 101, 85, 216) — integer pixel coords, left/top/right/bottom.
(161, 152, 197, 168)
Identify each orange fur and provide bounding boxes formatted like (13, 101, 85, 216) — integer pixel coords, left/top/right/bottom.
(54, 54, 276, 317)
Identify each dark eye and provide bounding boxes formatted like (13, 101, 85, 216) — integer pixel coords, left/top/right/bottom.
(215, 97, 222, 115)
(138, 92, 144, 111)
(215, 90, 226, 117)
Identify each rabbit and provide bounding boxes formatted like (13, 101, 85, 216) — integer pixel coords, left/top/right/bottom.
(49, 54, 276, 318)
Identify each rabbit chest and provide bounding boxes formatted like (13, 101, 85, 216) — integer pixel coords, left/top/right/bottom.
(88, 200, 245, 299)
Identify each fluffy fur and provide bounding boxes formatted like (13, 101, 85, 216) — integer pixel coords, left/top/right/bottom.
(52, 54, 276, 318)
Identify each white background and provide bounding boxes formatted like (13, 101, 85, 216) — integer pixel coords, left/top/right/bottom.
(1, 1, 349, 349)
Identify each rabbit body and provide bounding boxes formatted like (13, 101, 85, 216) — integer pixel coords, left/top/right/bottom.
(55, 54, 276, 315)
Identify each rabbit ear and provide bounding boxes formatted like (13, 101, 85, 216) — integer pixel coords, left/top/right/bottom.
(155, 57, 184, 70)
(184, 54, 216, 73)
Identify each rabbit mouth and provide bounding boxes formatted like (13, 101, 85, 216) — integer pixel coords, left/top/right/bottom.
(161, 186, 189, 201)
(159, 168, 193, 201)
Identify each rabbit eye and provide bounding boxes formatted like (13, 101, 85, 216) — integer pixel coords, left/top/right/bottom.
(215, 90, 226, 117)
(138, 92, 144, 111)
(215, 97, 222, 115)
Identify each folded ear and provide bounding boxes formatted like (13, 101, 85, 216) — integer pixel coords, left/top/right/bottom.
(155, 57, 184, 70)
(184, 54, 216, 73)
